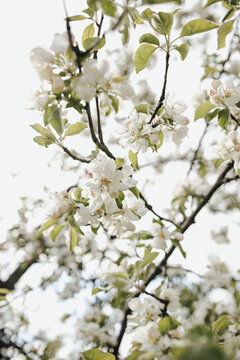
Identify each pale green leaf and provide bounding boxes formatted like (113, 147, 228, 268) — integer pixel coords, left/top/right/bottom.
(92, 288, 103, 295)
(82, 348, 115, 360)
(50, 224, 64, 242)
(101, 0, 116, 16)
(149, 12, 173, 35)
(129, 150, 139, 170)
(0, 288, 11, 294)
(83, 36, 106, 51)
(194, 102, 215, 121)
(70, 228, 79, 252)
(159, 316, 180, 335)
(174, 43, 189, 61)
(81, 23, 95, 47)
(38, 218, 58, 233)
(33, 136, 48, 147)
(141, 8, 154, 21)
(44, 105, 63, 134)
(67, 15, 88, 21)
(134, 44, 157, 73)
(139, 33, 160, 46)
(204, 0, 220, 7)
(115, 158, 125, 168)
(64, 122, 88, 137)
(180, 19, 218, 37)
(212, 315, 233, 333)
(135, 104, 150, 114)
(217, 20, 234, 49)
(140, 249, 158, 268)
(143, 0, 181, 4)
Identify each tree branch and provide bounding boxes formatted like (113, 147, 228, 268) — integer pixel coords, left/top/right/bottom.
(113, 161, 234, 358)
(148, 51, 170, 125)
(0, 256, 38, 291)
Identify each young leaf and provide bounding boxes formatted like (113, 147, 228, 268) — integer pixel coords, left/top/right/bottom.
(141, 8, 154, 21)
(115, 158, 125, 168)
(33, 136, 51, 147)
(149, 12, 173, 35)
(129, 186, 140, 199)
(38, 218, 58, 233)
(44, 105, 63, 134)
(67, 15, 88, 21)
(70, 227, 79, 252)
(217, 20, 234, 49)
(50, 224, 64, 242)
(101, 0, 116, 17)
(64, 122, 88, 137)
(134, 44, 157, 73)
(158, 316, 180, 335)
(194, 102, 215, 121)
(135, 104, 151, 114)
(82, 348, 115, 360)
(139, 33, 160, 46)
(92, 288, 103, 295)
(218, 108, 230, 129)
(129, 150, 139, 170)
(140, 249, 158, 268)
(204, 0, 220, 7)
(83, 36, 106, 51)
(174, 43, 189, 61)
(212, 315, 233, 333)
(180, 19, 218, 37)
(81, 23, 95, 47)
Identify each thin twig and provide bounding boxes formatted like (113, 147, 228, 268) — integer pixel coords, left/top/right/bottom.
(143, 290, 169, 305)
(60, 145, 90, 163)
(187, 122, 209, 175)
(139, 192, 178, 227)
(148, 51, 170, 125)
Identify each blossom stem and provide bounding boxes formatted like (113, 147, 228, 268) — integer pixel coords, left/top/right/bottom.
(187, 121, 209, 175)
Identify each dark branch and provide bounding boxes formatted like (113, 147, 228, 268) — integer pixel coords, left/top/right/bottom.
(187, 122, 209, 175)
(0, 256, 38, 291)
(148, 51, 170, 125)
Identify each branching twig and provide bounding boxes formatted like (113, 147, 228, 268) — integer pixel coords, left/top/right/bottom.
(143, 290, 169, 305)
(148, 51, 170, 125)
(187, 122, 209, 175)
(60, 145, 90, 163)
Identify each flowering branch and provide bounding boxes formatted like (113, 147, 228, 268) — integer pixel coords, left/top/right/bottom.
(113, 160, 234, 358)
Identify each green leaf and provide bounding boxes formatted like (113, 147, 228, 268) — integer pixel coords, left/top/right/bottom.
(129, 186, 140, 199)
(194, 102, 215, 121)
(30, 123, 55, 140)
(134, 44, 157, 73)
(92, 288, 103, 295)
(212, 315, 233, 333)
(109, 95, 119, 113)
(33, 136, 53, 147)
(236, 101, 240, 108)
(101, 0, 116, 16)
(0, 288, 11, 295)
(38, 218, 58, 233)
(50, 224, 64, 242)
(218, 108, 230, 129)
(67, 15, 88, 21)
(149, 12, 173, 35)
(82, 348, 115, 360)
(64, 122, 88, 137)
(174, 43, 189, 61)
(158, 316, 180, 335)
(217, 20, 234, 49)
(87, 0, 98, 11)
(143, 0, 181, 5)
(222, 7, 236, 22)
(213, 158, 224, 169)
(135, 104, 151, 114)
(171, 239, 186, 258)
(139, 33, 160, 46)
(204, 0, 220, 7)
(81, 23, 95, 47)
(141, 8, 154, 21)
(44, 105, 63, 134)
(70, 227, 79, 252)
(115, 158, 125, 168)
(207, 108, 220, 121)
(83, 36, 106, 51)
(180, 19, 218, 37)
(129, 150, 139, 170)
(68, 215, 84, 235)
(140, 248, 158, 268)
(156, 130, 164, 149)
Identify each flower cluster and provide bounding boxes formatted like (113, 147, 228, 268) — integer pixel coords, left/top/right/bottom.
(210, 79, 240, 119)
(213, 129, 240, 173)
(118, 99, 189, 153)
